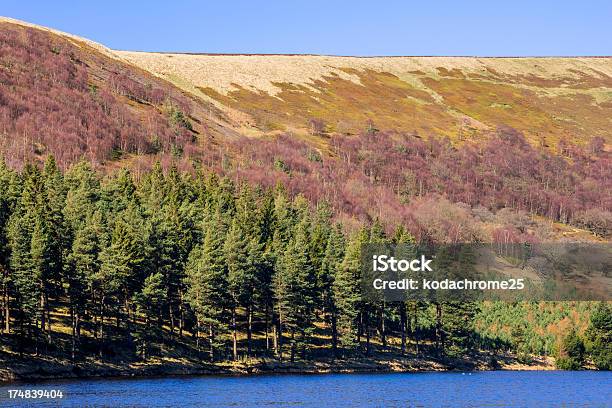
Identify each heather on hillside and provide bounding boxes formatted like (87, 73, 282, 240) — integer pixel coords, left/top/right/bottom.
(229, 128, 611, 237)
(0, 24, 197, 169)
(0, 23, 609, 240)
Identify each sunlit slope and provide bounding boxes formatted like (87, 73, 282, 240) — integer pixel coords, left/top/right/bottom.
(118, 52, 612, 144)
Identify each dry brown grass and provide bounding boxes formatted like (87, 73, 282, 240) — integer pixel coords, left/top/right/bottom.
(118, 51, 612, 144)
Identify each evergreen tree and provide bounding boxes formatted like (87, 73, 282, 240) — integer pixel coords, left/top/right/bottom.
(556, 329, 585, 370)
(8, 212, 39, 351)
(0, 159, 19, 333)
(184, 209, 229, 360)
(320, 223, 345, 352)
(334, 227, 368, 352)
(99, 217, 146, 342)
(275, 217, 316, 361)
(65, 211, 105, 359)
(585, 302, 611, 370)
(133, 272, 166, 360)
(369, 219, 389, 349)
(30, 214, 54, 343)
(224, 218, 254, 359)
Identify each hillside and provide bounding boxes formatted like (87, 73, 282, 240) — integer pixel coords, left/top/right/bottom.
(118, 52, 612, 146)
(0, 17, 610, 382)
(0, 17, 239, 171)
(1, 17, 610, 232)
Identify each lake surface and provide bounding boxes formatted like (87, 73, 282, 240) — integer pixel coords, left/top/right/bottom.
(0, 370, 610, 407)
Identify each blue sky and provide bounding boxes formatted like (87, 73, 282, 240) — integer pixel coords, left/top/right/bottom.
(2, 1, 611, 56)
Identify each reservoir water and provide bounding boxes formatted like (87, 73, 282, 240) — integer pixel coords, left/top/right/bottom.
(0, 370, 610, 407)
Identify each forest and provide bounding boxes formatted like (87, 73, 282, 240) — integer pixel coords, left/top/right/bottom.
(0, 158, 609, 371)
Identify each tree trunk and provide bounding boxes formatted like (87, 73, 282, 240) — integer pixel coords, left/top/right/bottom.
(357, 311, 362, 344)
(435, 303, 443, 355)
(3, 281, 9, 333)
(331, 310, 338, 355)
(265, 304, 270, 351)
(71, 306, 76, 362)
(178, 289, 184, 337)
(232, 307, 238, 361)
(208, 323, 214, 361)
(247, 304, 252, 356)
(380, 302, 386, 348)
(169, 302, 175, 336)
(39, 290, 45, 338)
(99, 298, 105, 358)
(290, 329, 295, 363)
(276, 307, 282, 361)
(414, 302, 419, 355)
(400, 302, 407, 354)
(195, 316, 201, 352)
(365, 311, 371, 356)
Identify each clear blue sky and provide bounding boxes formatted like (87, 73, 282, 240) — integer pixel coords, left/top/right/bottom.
(3, 1, 611, 56)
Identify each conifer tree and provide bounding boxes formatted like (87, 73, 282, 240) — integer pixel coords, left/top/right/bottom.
(65, 211, 105, 359)
(585, 302, 611, 370)
(99, 218, 146, 340)
(334, 227, 368, 352)
(320, 223, 345, 353)
(64, 160, 101, 232)
(275, 217, 316, 361)
(224, 218, 256, 359)
(0, 159, 19, 333)
(394, 226, 417, 354)
(184, 209, 228, 360)
(133, 272, 166, 360)
(369, 219, 389, 348)
(8, 212, 39, 351)
(30, 214, 54, 344)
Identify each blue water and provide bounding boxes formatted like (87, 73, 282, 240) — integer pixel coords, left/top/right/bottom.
(0, 371, 610, 407)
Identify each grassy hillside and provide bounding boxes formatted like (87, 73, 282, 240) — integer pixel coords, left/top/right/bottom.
(118, 52, 612, 146)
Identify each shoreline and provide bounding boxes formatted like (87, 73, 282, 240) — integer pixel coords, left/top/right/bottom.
(0, 353, 557, 383)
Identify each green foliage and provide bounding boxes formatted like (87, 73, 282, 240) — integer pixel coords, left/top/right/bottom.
(556, 329, 585, 370)
(585, 303, 611, 370)
(0, 159, 602, 367)
(333, 227, 368, 349)
(133, 272, 166, 359)
(166, 104, 193, 131)
(184, 209, 229, 358)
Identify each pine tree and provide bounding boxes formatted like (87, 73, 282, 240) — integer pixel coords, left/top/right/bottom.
(556, 329, 585, 370)
(334, 227, 368, 352)
(224, 218, 256, 359)
(274, 217, 316, 361)
(184, 209, 229, 360)
(320, 223, 345, 353)
(0, 158, 19, 333)
(42, 156, 66, 289)
(435, 245, 479, 357)
(8, 212, 39, 352)
(65, 211, 104, 359)
(394, 226, 417, 354)
(253, 189, 276, 351)
(8, 164, 47, 352)
(369, 219, 389, 349)
(269, 190, 294, 356)
(99, 217, 146, 343)
(30, 214, 54, 344)
(133, 272, 166, 360)
(585, 302, 611, 370)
